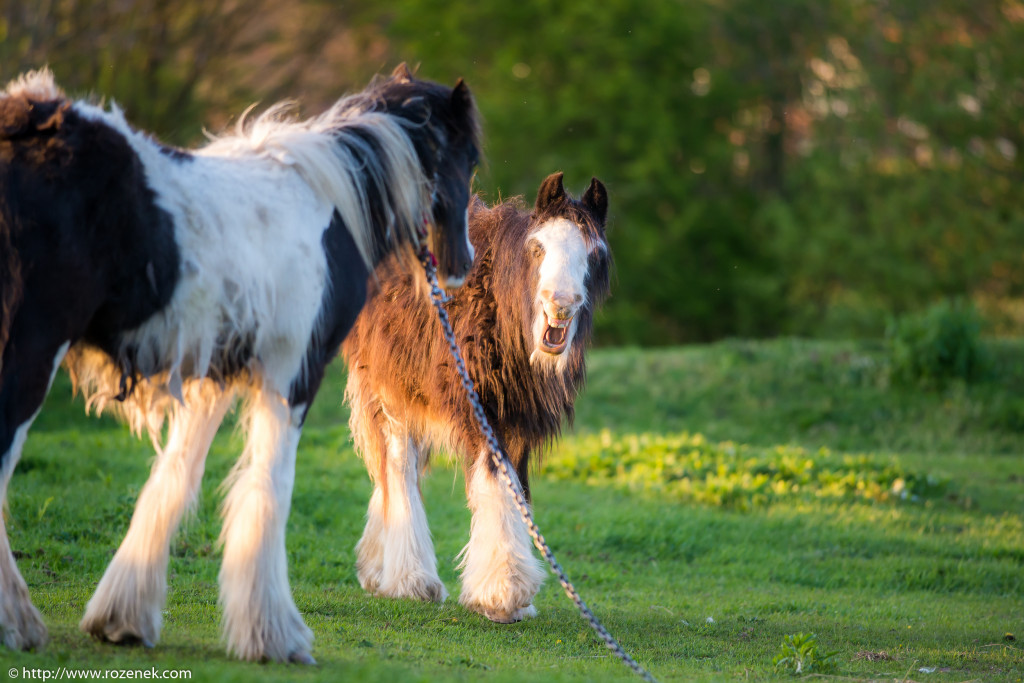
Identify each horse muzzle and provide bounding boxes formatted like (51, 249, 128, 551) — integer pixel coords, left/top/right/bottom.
(435, 235, 474, 290)
(538, 295, 580, 355)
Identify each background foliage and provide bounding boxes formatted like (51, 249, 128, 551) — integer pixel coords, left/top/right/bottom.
(3, 0, 1022, 344)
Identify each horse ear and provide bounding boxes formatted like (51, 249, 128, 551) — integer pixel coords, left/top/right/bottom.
(582, 177, 608, 225)
(391, 62, 414, 82)
(535, 172, 566, 212)
(450, 78, 472, 115)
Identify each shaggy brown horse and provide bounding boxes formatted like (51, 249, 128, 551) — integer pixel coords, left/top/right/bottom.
(343, 172, 610, 622)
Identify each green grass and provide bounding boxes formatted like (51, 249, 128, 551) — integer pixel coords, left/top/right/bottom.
(3, 338, 1023, 681)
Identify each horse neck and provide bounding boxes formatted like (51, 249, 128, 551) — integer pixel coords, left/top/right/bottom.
(368, 217, 415, 270)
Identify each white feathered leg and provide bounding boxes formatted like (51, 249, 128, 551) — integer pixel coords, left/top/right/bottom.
(356, 428, 445, 602)
(354, 485, 386, 594)
(0, 418, 48, 650)
(458, 458, 545, 623)
(1, 341, 69, 650)
(218, 386, 313, 663)
(80, 385, 233, 645)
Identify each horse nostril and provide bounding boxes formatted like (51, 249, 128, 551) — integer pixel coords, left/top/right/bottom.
(542, 291, 577, 315)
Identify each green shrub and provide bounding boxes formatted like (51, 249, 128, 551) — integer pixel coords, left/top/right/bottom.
(887, 300, 990, 387)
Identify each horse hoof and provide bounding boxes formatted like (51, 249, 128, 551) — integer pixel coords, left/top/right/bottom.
(425, 581, 449, 603)
(105, 633, 155, 649)
(482, 603, 537, 624)
(120, 636, 156, 649)
(288, 650, 317, 665)
(412, 578, 448, 603)
(110, 632, 155, 649)
(80, 616, 158, 649)
(375, 575, 448, 603)
(0, 608, 49, 651)
(357, 572, 381, 595)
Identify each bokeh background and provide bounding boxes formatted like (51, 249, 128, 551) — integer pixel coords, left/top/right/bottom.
(3, 0, 1022, 346)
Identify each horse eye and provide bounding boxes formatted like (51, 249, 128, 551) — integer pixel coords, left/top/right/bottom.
(529, 240, 544, 259)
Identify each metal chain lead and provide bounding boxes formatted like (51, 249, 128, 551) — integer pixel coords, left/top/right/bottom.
(417, 244, 659, 683)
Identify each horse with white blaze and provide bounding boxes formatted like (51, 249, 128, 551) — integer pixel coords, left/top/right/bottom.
(344, 172, 611, 622)
(0, 63, 480, 662)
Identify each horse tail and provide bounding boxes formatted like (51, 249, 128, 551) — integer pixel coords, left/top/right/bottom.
(0, 71, 66, 374)
(0, 205, 23, 376)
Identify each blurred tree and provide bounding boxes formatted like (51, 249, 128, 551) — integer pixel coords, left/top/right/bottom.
(771, 0, 1024, 336)
(0, 0, 384, 142)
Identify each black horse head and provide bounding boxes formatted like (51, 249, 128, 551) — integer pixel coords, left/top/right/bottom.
(370, 63, 482, 289)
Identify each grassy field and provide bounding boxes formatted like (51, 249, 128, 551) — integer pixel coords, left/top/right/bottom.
(3, 338, 1022, 682)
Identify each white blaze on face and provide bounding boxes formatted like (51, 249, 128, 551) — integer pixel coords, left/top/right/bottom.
(529, 218, 591, 368)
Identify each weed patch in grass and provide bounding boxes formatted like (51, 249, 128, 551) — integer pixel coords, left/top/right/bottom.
(772, 632, 839, 675)
(542, 430, 949, 510)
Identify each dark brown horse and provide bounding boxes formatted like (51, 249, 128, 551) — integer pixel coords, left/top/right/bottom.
(343, 172, 610, 622)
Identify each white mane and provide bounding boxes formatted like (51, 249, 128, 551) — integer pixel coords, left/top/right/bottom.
(200, 97, 431, 268)
(2, 67, 62, 101)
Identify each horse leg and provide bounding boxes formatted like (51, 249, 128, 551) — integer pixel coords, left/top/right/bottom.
(80, 385, 234, 646)
(458, 453, 545, 623)
(218, 384, 313, 663)
(347, 363, 446, 603)
(0, 338, 71, 650)
(359, 425, 446, 602)
(353, 477, 386, 594)
(346, 367, 385, 592)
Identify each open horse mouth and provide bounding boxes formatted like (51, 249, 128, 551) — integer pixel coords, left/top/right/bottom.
(540, 314, 574, 354)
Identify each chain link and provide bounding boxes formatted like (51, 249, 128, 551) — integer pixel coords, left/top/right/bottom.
(417, 245, 659, 683)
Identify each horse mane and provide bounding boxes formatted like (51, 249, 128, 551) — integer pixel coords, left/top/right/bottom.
(199, 84, 439, 271)
(2, 67, 63, 102)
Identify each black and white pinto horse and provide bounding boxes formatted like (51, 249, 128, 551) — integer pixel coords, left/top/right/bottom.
(0, 64, 479, 662)
(343, 173, 610, 623)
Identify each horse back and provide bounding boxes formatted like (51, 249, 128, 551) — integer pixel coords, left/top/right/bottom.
(0, 91, 180, 356)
